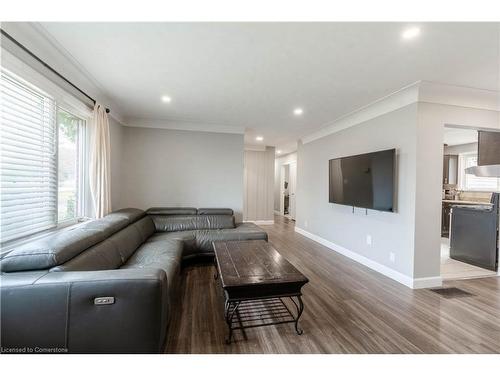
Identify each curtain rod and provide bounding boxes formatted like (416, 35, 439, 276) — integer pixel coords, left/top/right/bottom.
(0, 28, 110, 114)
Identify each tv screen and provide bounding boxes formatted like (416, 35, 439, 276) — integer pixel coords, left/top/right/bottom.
(329, 149, 395, 212)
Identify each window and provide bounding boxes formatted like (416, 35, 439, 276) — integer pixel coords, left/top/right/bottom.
(1, 69, 86, 244)
(461, 153, 500, 192)
(57, 109, 85, 222)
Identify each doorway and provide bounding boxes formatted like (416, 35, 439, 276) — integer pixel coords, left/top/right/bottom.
(440, 125, 499, 280)
(280, 161, 297, 220)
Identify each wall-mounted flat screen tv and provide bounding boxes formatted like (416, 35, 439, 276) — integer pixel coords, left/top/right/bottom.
(329, 148, 395, 212)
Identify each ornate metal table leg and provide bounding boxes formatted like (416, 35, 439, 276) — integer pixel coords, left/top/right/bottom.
(290, 295, 304, 335)
(224, 301, 240, 344)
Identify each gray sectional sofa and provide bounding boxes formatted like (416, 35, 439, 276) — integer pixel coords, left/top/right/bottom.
(0, 207, 267, 353)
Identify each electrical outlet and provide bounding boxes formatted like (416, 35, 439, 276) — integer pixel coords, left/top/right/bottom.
(366, 234, 372, 246)
(389, 252, 396, 263)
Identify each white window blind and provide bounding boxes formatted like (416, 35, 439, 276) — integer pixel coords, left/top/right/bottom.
(1, 69, 58, 243)
(463, 154, 500, 192)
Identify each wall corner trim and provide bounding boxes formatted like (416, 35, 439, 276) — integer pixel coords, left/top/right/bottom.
(294, 226, 442, 289)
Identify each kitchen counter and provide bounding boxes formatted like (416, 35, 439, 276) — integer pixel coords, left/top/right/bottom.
(442, 199, 493, 206)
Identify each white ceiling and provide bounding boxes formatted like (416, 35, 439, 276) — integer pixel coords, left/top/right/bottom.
(39, 22, 499, 153)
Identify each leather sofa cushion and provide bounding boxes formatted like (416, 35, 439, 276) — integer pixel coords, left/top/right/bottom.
(132, 216, 156, 242)
(121, 239, 183, 305)
(122, 240, 183, 277)
(1, 268, 168, 354)
(150, 214, 235, 232)
(194, 222, 268, 253)
(0, 270, 49, 287)
(51, 239, 123, 272)
(147, 231, 197, 257)
(146, 207, 197, 215)
(1, 209, 147, 273)
(81, 208, 146, 237)
(78, 215, 129, 238)
(1, 219, 121, 273)
(197, 208, 233, 216)
(52, 217, 155, 272)
(109, 208, 146, 223)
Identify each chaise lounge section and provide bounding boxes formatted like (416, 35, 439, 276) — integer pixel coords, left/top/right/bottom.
(0, 207, 267, 353)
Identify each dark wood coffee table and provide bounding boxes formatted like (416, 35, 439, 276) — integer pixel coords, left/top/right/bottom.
(213, 240, 309, 344)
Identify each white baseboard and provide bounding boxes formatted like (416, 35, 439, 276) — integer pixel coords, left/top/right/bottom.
(412, 276, 443, 289)
(294, 226, 442, 289)
(245, 220, 275, 225)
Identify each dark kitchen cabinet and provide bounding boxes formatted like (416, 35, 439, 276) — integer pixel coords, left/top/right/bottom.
(478, 130, 500, 165)
(441, 202, 452, 237)
(443, 154, 458, 185)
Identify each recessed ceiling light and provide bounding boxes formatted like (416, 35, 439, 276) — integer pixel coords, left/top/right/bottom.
(161, 95, 172, 103)
(255, 136, 264, 141)
(276, 150, 282, 154)
(402, 27, 420, 40)
(293, 108, 304, 116)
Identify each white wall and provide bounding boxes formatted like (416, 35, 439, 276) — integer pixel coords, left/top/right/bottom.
(243, 147, 275, 222)
(1, 23, 247, 223)
(297, 104, 418, 279)
(444, 142, 476, 155)
(413, 102, 499, 279)
(119, 126, 245, 222)
(274, 153, 297, 212)
(296, 100, 499, 286)
(109, 117, 124, 211)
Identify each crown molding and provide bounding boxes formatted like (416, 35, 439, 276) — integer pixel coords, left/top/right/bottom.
(122, 117, 245, 135)
(301, 82, 421, 144)
(1, 22, 126, 124)
(273, 140, 298, 155)
(244, 144, 267, 151)
(418, 80, 499, 111)
(275, 151, 298, 162)
(301, 80, 499, 145)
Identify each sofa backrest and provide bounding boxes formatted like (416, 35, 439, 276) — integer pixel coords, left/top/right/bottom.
(146, 207, 235, 232)
(197, 208, 234, 215)
(51, 216, 155, 272)
(0, 208, 146, 273)
(1, 207, 236, 273)
(147, 207, 197, 215)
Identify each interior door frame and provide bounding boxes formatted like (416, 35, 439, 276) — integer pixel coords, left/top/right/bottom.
(279, 164, 287, 215)
(289, 161, 297, 220)
(279, 161, 297, 219)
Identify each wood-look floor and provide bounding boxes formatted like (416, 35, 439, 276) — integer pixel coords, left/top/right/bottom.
(164, 215, 500, 354)
(440, 238, 497, 280)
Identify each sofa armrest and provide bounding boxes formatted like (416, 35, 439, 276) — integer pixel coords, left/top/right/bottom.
(1, 269, 168, 353)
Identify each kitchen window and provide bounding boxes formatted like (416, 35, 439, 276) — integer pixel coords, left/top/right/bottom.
(1, 68, 87, 244)
(461, 153, 500, 192)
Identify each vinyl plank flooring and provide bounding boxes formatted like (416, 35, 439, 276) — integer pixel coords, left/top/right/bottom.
(440, 238, 496, 280)
(164, 215, 500, 354)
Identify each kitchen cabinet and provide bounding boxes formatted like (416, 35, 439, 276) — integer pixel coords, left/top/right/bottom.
(443, 154, 458, 185)
(441, 202, 452, 237)
(478, 130, 500, 165)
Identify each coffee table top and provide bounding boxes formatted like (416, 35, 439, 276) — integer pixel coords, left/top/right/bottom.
(213, 240, 309, 292)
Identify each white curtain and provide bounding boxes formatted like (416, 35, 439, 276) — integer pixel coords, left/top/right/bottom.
(89, 103, 111, 218)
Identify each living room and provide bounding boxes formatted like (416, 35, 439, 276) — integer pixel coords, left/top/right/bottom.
(1, 1, 500, 373)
